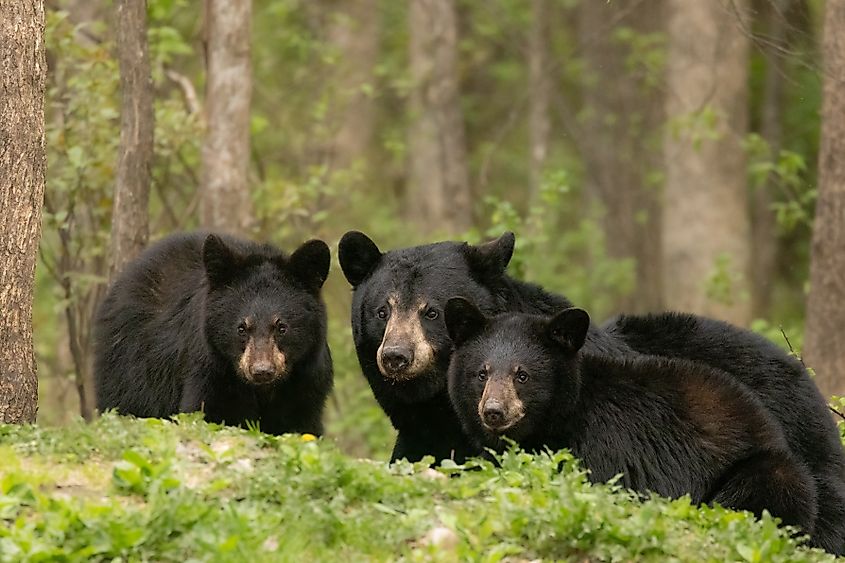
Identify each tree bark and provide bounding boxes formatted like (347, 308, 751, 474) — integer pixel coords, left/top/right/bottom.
(751, 0, 790, 318)
(528, 0, 550, 201)
(804, 0, 845, 399)
(0, 0, 46, 424)
(201, 0, 254, 235)
(407, 0, 473, 235)
(110, 0, 154, 279)
(662, 0, 752, 326)
(578, 0, 665, 314)
(325, 0, 380, 173)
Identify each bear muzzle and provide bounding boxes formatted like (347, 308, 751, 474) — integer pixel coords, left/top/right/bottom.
(238, 337, 288, 385)
(478, 378, 525, 433)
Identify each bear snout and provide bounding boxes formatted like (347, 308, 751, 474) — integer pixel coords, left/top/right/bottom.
(477, 377, 526, 432)
(481, 399, 506, 428)
(238, 337, 288, 385)
(381, 346, 414, 375)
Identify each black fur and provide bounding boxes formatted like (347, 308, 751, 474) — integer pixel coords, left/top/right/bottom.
(337, 230, 631, 463)
(446, 302, 819, 538)
(603, 312, 845, 554)
(94, 232, 333, 435)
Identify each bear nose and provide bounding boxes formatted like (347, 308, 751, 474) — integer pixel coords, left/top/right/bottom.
(381, 346, 413, 374)
(250, 361, 276, 382)
(482, 400, 506, 428)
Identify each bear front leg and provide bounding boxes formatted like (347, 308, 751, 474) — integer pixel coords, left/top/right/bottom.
(178, 374, 210, 414)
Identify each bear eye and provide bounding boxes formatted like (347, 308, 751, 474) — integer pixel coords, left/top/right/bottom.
(477, 369, 487, 382)
(237, 323, 247, 336)
(275, 320, 288, 335)
(424, 308, 438, 320)
(377, 307, 389, 320)
(516, 370, 529, 384)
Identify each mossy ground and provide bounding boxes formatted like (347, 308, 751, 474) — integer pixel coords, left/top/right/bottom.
(0, 414, 838, 562)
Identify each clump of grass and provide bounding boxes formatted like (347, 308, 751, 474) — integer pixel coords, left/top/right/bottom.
(0, 414, 835, 562)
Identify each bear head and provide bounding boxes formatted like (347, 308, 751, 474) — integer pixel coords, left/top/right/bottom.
(444, 297, 590, 449)
(202, 234, 330, 386)
(338, 230, 515, 402)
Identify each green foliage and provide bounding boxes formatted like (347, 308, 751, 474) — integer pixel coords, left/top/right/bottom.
(0, 415, 835, 562)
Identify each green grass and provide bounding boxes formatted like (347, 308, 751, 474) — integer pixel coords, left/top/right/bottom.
(0, 414, 837, 562)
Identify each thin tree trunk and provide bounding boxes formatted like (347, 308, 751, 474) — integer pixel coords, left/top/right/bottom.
(804, 0, 845, 399)
(662, 0, 752, 326)
(578, 0, 665, 313)
(407, 0, 473, 235)
(201, 0, 254, 235)
(325, 0, 380, 173)
(0, 0, 46, 423)
(752, 0, 790, 318)
(528, 0, 550, 201)
(110, 0, 154, 279)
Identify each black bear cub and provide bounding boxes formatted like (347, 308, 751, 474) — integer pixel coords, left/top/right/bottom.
(445, 297, 818, 536)
(94, 232, 333, 435)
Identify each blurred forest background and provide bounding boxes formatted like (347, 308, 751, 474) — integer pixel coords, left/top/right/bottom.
(31, 0, 839, 458)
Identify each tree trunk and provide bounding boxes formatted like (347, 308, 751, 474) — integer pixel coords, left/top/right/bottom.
(407, 0, 473, 235)
(804, 0, 845, 399)
(528, 0, 550, 201)
(752, 0, 790, 318)
(662, 0, 752, 326)
(578, 0, 665, 314)
(325, 0, 380, 173)
(110, 0, 154, 279)
(0, 0, 46, 424)
(201, 0, 254, 235)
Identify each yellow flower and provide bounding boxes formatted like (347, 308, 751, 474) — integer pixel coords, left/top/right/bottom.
(301, 434, 317, 442)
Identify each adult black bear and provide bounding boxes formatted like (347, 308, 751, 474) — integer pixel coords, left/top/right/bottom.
(445, 298, 819, 541)
(603, 312, 845, 554)
(337, 231, 627, 463)
(94, 232, 333, 435)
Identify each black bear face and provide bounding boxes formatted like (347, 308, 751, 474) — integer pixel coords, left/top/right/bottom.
(445, 297, 589, 448)
(203, 235, 329, 386)
(339, 231, 514, 401)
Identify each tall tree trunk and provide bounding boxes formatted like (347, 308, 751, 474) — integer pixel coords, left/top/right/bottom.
(407, 0, 472, 235)
(662, 0, 752, 326)
(804, 0, 845, 399)
(201, 0, 254, 235)
(325, 0, 380, 173)
(752, 0, 790, 318)
(528, 0, 550, 201)
(0, 0, 46, 424)
(578, 0, 665, 314)
(110, 0, 154, 279)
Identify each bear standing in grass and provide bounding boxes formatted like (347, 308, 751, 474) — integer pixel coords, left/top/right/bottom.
(94, 232, 333, 435)
(444, 298, 819, 542)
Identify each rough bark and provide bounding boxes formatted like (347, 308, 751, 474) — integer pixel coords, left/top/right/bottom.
(752, 0, 790, 318)
(528, 0, 550, 201)
(325, 0, 380, 173)
(407, 0, 473, 235)
(578, 0, 664, 313)
(110, 0, 154, 279)
(662, 0, 752, 325)
(201, 0, 254, 235)
(0, 0, 46, 423)
(804, 0, 845, 399)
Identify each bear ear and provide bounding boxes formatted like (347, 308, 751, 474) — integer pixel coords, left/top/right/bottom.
(338, 231, 382, 287)
(465, 232, 515, 277)
(445, 297, 488, 347)
(288, 239, 331, 291)
(203, 234, 241, 288)
(546, 308, 590, 355)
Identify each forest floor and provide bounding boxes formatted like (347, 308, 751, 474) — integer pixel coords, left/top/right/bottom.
(0, 414, 837, 562)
